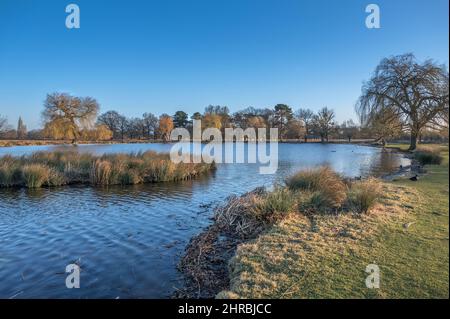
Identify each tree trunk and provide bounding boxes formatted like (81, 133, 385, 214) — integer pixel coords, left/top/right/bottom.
(409, 131, 418, 150)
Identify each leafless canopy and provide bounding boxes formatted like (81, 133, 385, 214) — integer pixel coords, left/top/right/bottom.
(356, 53, 449, 150)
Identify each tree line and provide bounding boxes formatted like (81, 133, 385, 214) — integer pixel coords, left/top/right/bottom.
(1, 54, 448, 150)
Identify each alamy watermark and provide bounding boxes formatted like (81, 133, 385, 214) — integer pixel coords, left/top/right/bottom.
(64, 3, 381, 30)
(365, 264, 380, 289)
(365, 4, 381, 29)
(65, 4, 80, 29)
(65, 263, 80, 289)
(169, 120, 279, 174)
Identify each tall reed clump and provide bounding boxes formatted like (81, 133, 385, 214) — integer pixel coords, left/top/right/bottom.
(213, 186, 298, 239)
(346, 178, 382, 214)
(251, 187, 296, 223)
(286, 166, 347, 211)
(21, 164, 50, 188)
(414, 146, 443, 166)
(0, 162, 22, 187)
(0, 150, 214, 189)
(90, 160, 113, 185)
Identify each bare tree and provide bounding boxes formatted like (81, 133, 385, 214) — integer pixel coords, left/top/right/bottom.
(97, 111, 122, 139)
(142, 112, 158, 139)
(127, 117, 145, 139)
(312, 107, 335, 142)
(43, 93, 99, 144)
(0, 115, 9, 134)
(356, 54, 449, 150)
(116, 114, 129, 140)
(296, 108, 314, 142)
(341, 119, 358, 142)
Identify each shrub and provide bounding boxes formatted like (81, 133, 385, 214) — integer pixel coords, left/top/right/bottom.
(346, 178, 382, 214)
(307, 191, 332, 212)
(286, 166, 347, 208)
(251, 187, 296, 223)
(22, 164, 51, 188)
(414, 148, 443, 166)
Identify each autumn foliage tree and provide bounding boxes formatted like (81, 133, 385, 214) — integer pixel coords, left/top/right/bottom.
(43, 93, 99, 144)
(202, 113, 222, 130)
(158, 114, 174, 142)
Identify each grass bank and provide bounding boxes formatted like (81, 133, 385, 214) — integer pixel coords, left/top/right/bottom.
(0, 151, 215, 188)
(179, 145, 449, 299)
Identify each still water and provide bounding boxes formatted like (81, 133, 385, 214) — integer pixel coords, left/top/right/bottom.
(0, 143, 409, 298)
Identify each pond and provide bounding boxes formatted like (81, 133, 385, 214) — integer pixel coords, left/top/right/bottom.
(0, 143, 409, 298)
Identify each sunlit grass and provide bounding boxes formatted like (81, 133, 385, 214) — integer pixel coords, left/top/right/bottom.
(218, 145, 449, 299)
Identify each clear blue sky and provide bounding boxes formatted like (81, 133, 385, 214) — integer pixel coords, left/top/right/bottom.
(0, 0, 448, 129)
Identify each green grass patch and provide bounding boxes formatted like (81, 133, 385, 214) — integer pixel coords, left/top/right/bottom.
(219, 145, 449, 299)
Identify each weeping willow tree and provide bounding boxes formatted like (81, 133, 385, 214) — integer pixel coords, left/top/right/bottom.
(356, 54, 449, 150)
(42, 93, 99, 144)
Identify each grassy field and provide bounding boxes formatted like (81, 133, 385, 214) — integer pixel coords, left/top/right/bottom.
(218, 145, 449, 299)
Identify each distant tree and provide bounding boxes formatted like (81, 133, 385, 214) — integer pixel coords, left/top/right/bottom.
(312, 107, 335, 142)
(0, 115, 10, 135)
(272, 104, 293, 140)
(116, 115, 129, 140)
(127, 117, 145, 139)
(27, 129, 44, 140)
(296, 108, 314, 142)
(246, 116, 266, 128)
(356, 53, 449, 150)
(202, 113, 222, 130)
(204, 105, 231, 131)
(341, 119, 359, 142)
(191, 112, 202, 121)
(94, 125, 113, 140)
(0, 115, 15, 139)
(285, 119, 305, 140)
(17, 117, 27, 139)
(173, 111, 189, 128)
(97, 111, 122, 138)
(42, 93, 99, 144)
(232, 107, 272, 129)
(142, 112, 158, 139)
(158, 114, 174, 142)
(81, 124, 113, 141)
(231, 111, 247, 129)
